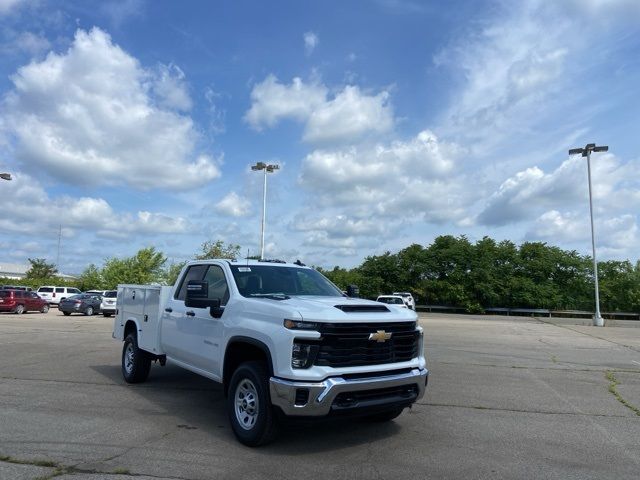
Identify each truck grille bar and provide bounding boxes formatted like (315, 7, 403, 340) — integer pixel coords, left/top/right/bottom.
(313, 322, 419, 368)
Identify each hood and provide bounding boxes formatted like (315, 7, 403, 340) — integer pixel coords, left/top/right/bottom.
(272, 295, 417, 323)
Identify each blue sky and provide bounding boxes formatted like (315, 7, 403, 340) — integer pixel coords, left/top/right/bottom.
(1, 0, 640, 274)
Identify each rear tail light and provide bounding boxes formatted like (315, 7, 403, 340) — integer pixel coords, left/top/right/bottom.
(74, 301, 82, 305)
(53, 292, 56, 297)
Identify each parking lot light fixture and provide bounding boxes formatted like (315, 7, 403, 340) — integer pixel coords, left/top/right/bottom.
(251, 162, 280, 260)
(568, 143, 609, 327)
(0, 173, 11, 181)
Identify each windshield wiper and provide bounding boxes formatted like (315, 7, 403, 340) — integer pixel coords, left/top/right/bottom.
(248, 293, 290, 300)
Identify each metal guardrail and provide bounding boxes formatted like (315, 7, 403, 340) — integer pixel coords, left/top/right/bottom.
(416, 305, 639, 320)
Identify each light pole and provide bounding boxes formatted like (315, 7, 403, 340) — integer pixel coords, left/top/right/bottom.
(568, 143, 608, 327)
(250, 162, 279, 260)
(0, 173, 11, 181)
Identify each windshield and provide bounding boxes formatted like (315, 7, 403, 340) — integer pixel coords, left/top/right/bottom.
(379, 297, 404, 304)
(230, 265, 342, 298)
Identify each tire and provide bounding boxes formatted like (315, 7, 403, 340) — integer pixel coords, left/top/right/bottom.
(103, 313, 112, 317)
(363, 407, 405, 422)
(63, 311, 71, 316)
(40, 304, 49, 314)
(122, 333, 151, 384)
(84, 306, 94, 316)
(14, 304, 24, 315)
(227, 361, 279, 447)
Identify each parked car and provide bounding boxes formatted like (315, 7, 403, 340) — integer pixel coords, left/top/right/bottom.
(0, 290, 49, 314)
(85, 290, 117, 316)
(1, 285, 33, 291)
(37, 286, 82, 305)
(392, 292, 416, 310)
(376, 295, 409, 308)
(58, 294, 102, 316)
(100, 290, 117, 317)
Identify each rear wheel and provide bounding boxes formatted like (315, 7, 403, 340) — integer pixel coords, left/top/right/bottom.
(40, 304, 49, 314)
(103, 313, 112, 317)
(14, 304, 24, 315)
(63, 311, 71, 316)
(84, 306, 94, 316)
(122, 333, 151, 383)
(227, 361, 279, 447)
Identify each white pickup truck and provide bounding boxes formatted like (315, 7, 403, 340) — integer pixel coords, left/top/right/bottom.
(113, 259, 429, 446)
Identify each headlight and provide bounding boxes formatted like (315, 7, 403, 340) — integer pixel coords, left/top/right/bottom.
(291, 342, 318, 369)
(418, 329, 424, 358)
(283, 319, 320, 330)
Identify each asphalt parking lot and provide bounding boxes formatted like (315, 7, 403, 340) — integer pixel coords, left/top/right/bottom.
(0, 310, 639, 480)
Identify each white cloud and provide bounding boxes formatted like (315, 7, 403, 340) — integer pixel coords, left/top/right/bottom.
(1, 27, 221, 190)
(1, 31, 51, 55)
(153, 64, 192, 111)
(303, 31, 318, 55)
(303, 86, 394, 143)
(245, 75, 394, 144)
(244, 75, 327, 129)
(215, 191, 251, 217)
(477, 154, 640, 226)
(526, 210, 640, 258)
(297, 130, 471, 243)
(0, 173, 191, 238)
(0, 0, 25, 15)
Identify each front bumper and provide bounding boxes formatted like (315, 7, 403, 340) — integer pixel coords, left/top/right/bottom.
(270, 367, 428, 416)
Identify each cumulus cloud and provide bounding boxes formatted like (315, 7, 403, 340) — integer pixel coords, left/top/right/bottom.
(303, 31, 318, 55)
(1, 27, 221, 190)
(0, 174, 190, 238)
(477, 154, 640, 226)
(526, 210, 640, 258)
(245, 75, 394, 144)
(214, 191, 251, 217)
(244, 75, 327, 129)
(299, 130, 470, 226)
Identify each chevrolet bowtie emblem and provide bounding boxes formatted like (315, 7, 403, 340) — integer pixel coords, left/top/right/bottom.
(369, 330, 392, 342)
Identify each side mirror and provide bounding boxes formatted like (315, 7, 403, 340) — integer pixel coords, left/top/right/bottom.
(346, 285, 359, 298)
(185, 280, 224, 318)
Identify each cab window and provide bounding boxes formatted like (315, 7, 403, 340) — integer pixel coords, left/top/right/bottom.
(175, 265, 208, 301)
(203, 265, 230, 306)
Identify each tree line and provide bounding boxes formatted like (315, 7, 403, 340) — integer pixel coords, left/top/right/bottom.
(319, 235, 640, 313)
(5, 235, 639, 313)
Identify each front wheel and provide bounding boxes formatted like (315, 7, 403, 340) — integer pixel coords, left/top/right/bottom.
(103, 313, 112, 317)
(62, 311, 71, 316)
(227, 361, 279, 447)
(122, 333, 151, 383)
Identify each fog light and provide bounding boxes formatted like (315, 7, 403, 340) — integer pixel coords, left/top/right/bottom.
(292, 342, 316, 369)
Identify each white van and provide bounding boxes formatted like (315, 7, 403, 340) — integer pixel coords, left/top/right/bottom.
(36, 286, 82, 305)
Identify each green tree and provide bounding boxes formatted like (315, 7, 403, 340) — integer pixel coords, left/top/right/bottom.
(195, 240, 241, 260)
(77, 264, 104, 291)
(101, 247, 167, 288)
(163, 261, 187, 286)
(25, 258, 58, 279)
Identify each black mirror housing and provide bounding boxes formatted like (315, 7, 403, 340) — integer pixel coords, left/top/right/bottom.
(346, 285, 359, 298)
(185, 280, 221, 310)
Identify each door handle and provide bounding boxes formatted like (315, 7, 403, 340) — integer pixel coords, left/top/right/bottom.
(186, 311, 195, 317)
(164, 308, 173, 313)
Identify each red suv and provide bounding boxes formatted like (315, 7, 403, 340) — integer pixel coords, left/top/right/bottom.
(0, 290, 49, 314)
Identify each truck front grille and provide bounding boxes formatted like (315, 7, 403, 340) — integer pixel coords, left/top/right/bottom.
(313, 322, 419, 368)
